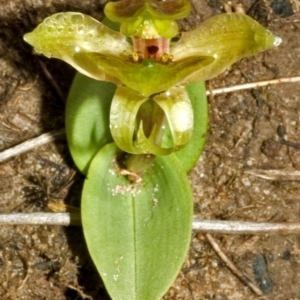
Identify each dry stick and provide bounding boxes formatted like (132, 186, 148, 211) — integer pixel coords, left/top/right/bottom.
(205, 233, 263, 296)
(2, 213, 300, 236)
(0, 212, 80, 226)
(207, 76, 300, 95)
(0, 129, 66, 163)
(192, 217, 300, 234)
(245, 169, 300, 181)
(38, 60, 65, 102)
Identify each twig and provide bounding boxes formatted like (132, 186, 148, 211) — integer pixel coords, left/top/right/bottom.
(0, 212, 80, 226)
(245, 169, 300, 181)
(17, 271, 29, 290)
(279, 138, 300, 149)
(67, 284, 93, 300)
(205, 233, 263, 296)
(38, 60, 65, 102)
(0, 129, 66, 163)
(1, 213, 300, 235)
(193, 218, 300, 234)
(207, 76, 300, 95)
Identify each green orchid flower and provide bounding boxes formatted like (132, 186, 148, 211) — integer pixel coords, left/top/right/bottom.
(23, 0, 281, 156)
(23, 7, 281, 96)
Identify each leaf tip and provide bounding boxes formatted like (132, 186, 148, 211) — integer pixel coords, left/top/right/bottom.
(23, 32, 34, 47)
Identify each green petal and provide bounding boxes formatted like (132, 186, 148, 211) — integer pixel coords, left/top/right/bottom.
(110, 86, 197, 155)
(24, 12, 131, 82)
(172, 81, 208, 172)
(171, 13, 282, 83)
(105, 0, 191, 20)
(104, 0, 190, 38)
(110, 86, 173, 155)
(109, 86, 149, 154)
(82, 143, 193, 300)
(82, 53, 213, 96)
(153, 86, 193, 148)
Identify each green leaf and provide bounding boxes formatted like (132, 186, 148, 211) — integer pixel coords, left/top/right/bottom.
(174, 81, 208, 171)
(82, 143, 193, 300)
(66, 73, 116, 174)
(171, 13, 282, 84)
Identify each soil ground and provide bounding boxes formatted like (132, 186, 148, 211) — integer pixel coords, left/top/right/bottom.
(0, 0, 300, 299)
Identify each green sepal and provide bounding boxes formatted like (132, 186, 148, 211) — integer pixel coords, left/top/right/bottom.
(23, 12, 131, 83)
(66, 73, 116, 174)
(171, 13, 282, 84)
(82, 143, 193, 300)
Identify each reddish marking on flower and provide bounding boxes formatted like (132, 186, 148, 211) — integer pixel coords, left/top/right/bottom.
(132, 36, 170, 61)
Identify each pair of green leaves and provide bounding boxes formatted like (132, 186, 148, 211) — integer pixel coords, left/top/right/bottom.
(66, 73, 208, 299)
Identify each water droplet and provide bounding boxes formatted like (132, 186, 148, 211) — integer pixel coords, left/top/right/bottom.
(113, 274, 119, 281)
(170, 102, 193, 132)
(274, 36, 282, 46)
(77, 24, 85, 34)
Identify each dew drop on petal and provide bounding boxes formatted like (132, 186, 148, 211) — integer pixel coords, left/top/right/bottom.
(274, 36, 282, 46)
(170, 101, 193, 132)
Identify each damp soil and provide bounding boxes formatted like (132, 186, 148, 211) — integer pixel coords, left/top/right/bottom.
(0, 0, 300, 299)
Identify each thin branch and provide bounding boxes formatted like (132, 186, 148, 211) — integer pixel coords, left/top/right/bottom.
(0, 129, 66, 163)
(38, 60, 65, 102)
(245, 169, 300, 181)
(205, 233, 263, 296)
(193, 218, 300, 234)
(207, 76, 300, 95)
(1, 213, 300, 236)
(0, 212, 80, 226)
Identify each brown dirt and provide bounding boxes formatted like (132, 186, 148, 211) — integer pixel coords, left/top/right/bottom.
(0, 0, 300, 299)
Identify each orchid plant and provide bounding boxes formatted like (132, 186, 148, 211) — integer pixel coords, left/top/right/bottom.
(24, 1, 281, 299)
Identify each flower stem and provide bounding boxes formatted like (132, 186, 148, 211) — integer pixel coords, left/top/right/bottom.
(125, 153, 156, 173)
